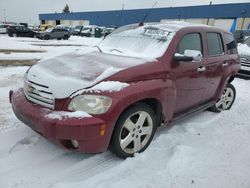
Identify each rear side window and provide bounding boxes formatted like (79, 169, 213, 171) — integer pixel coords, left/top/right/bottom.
(177, 33, 202, 54)
(224, 33, 238, 54)
(207, 33, 224, 56)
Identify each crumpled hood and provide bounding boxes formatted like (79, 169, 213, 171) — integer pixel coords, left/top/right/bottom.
(26, 48, 154, 99)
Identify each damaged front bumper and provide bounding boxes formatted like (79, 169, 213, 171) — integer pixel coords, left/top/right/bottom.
(9, 89, 112, 153)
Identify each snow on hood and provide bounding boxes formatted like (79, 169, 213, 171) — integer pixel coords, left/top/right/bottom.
(26, 48, 154, 99)
(238, 44, 250, 56)
(71, 81, 129, 97)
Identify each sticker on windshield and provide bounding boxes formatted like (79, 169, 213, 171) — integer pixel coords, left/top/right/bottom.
(143, 27, 171, 41)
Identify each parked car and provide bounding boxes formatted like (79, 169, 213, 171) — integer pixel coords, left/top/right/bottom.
(72, 25, 83, 36)
(234, 30, 250, 43)
(7, 25, 37, 37)
(0, 24, 7, 34)
(37, 27, 71, 40)
(38, 24, 53, 32)
(81, 25, 97, 37)
(237, 37, 250, 77)
(103, 27, 115, 37)
(55, 25, 74, 34)
(9, 22, 240, 158)
(0, 23, 15, 34)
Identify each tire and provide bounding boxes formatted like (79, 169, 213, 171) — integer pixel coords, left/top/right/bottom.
(43, 35, 50, 40)
(12, 33, 17, 37)
(111, 103, 157, 158)
(209, 83, 236, 112)
(63, 35, 69, 40)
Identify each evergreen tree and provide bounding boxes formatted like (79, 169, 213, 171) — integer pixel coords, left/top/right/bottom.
(63, 4, 70, 13)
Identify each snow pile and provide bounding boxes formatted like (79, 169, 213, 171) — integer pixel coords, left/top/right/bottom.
(72, 81, 129, 96)
(46, 111, 92, 120)
(84, 81, 129, 93)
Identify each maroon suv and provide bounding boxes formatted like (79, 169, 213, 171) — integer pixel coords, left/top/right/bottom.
(10, 22, 240, 158)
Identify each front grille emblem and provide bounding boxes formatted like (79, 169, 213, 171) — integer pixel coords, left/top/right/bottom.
(27, 85, 34, 93)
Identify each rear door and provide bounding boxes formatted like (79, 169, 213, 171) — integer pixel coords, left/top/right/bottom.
(51, 28, 59, 39)
(21, 27, 31, 37)
(202, 32, 229, 103)
(172, 32, 207, 114)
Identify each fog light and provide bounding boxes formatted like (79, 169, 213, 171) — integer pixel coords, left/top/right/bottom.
(71, 139, 79, 149)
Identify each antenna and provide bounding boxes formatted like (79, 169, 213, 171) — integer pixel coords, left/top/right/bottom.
(139, 1, 158, 26)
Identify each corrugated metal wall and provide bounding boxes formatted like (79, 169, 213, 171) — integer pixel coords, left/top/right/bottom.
(39, 3, 250, 29)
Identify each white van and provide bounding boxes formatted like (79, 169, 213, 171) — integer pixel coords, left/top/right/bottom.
(80, 25, 97, 37)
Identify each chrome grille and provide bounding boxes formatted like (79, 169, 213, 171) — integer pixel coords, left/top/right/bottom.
(24, 78, 54, 109)
(240, 55, 250, 66)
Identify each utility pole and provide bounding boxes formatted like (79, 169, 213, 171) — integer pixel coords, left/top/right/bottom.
(3, 9, 6, 22)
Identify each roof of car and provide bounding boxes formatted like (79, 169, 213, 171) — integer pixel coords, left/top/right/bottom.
(112, 21, 218, 36)
(145, 21, 211, 32)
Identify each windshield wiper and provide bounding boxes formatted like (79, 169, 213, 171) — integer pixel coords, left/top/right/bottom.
(110, 48, 123, 53)
(94, 45, 103, 53)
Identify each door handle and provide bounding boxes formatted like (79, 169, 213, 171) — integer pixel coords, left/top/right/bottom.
(197, 66, 206, 73)
(222, 62, 229, 67)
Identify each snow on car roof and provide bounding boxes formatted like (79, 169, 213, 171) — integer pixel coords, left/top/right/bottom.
(116, 21, 210, 33)
(151, 21, 210, 31)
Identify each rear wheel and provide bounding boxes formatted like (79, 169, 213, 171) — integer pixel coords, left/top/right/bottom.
(209, 83, 236, 112)
(44, 35, 50, 40)
(111, 103, 157, 158)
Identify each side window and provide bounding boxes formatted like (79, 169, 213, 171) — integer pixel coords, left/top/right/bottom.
(207, 33, 224, 56)
(177, 33, 202, 55)
(224, 33, 238, 54)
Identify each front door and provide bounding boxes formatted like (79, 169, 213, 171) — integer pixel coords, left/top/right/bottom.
(171, 32, 207, 114)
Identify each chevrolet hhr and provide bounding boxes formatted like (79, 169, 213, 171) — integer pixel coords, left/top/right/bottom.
(10, 22, 240, 158)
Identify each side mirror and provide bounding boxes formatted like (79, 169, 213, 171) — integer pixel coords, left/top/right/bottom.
(173, 53, 193, 62)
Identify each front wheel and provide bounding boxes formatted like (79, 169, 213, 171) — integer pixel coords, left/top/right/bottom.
(209, 83, 236, 112)
(111, 103, 157, 158)
(63, 35, 69, 40)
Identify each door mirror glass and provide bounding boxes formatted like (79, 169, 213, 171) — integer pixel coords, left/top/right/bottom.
(184, 50, 203, 61)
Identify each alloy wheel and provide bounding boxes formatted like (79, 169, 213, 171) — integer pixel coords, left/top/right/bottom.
(215, 87, 235, 111)
(119, 111, 153, 154)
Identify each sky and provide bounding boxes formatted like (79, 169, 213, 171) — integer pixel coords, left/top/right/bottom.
(0, 0, 249, 25)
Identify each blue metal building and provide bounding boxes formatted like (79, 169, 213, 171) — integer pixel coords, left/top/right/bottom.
(39, 3, 250, 28)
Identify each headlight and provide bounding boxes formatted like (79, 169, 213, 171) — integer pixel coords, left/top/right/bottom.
(68, 95, 112, 115)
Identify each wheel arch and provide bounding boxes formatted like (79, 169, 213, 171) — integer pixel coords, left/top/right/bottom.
(228, 75, 235, 83)
(108, 97, 163, 148)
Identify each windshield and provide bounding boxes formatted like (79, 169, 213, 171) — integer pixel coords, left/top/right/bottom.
(99, 24, 175, 58)
(45, 28, 53, 32)
(244, 37, 250, 47)
(83, 27, 91, 31)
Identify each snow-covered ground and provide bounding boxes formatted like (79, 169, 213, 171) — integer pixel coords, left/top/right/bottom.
(0, 34, 250, 188)
(0, 35, 102, 60)
(0, 67, 250, 188)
